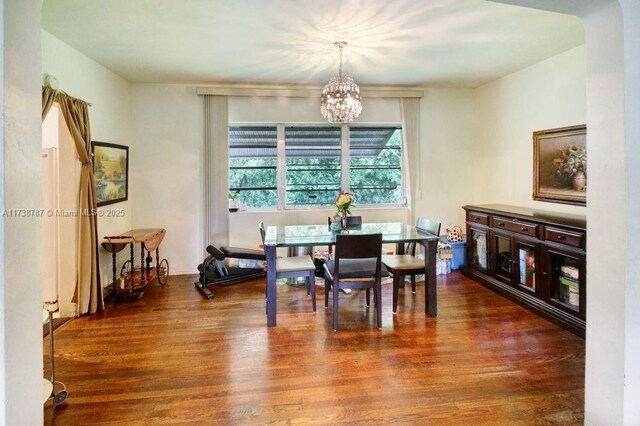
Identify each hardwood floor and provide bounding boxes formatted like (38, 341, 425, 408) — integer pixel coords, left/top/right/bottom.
(44, 272, 584, 425)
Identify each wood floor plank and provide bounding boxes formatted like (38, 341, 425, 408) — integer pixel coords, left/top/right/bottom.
(44, 272, 584, 425)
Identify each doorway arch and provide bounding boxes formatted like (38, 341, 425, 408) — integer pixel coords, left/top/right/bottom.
(0, 0, 638, 424)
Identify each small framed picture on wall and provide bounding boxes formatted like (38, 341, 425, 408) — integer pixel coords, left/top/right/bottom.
(533, 125, 587, 206)
(92, 141, 129, 207)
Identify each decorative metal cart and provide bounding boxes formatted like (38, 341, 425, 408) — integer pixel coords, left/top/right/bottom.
(102, 228, 169, 299)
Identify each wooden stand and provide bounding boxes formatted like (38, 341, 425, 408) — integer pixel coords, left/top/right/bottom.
(102, 228, 169, 299)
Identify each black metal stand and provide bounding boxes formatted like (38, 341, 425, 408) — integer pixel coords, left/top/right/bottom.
(46, 311, 68, 406)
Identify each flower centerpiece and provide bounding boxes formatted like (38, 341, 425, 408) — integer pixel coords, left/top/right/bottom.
(335, 190, 356, 228)
(553, 144, 587, 191)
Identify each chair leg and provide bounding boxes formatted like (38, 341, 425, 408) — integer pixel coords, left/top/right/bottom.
(411, 275, 416, 294)
(366, 288, 371, 307)
(376, 281, 382, 329)
(333, 281, 340, 331)
(324, 277, 330, 309)
(309, 272, 316, 312)
(393, 274, 400, 314)
(373, 284, 378, 309)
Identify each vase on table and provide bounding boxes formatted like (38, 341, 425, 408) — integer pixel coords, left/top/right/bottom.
(330, 221, 342, 233)
(341, 211, 348, 228)
(572, 171, 586, 191)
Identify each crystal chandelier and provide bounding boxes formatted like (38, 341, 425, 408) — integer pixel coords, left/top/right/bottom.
(321, 41, 362, 123)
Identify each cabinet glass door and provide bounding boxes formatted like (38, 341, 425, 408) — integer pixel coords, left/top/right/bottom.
(548, 252, 582, 315)
(516, 242, 536, 294)
(493, 234, 513, 283)
(470, 228, 488, 272)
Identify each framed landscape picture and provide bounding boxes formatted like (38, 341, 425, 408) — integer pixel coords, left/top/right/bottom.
(533, 125, 587, 206)
(92, 141, 129, 207)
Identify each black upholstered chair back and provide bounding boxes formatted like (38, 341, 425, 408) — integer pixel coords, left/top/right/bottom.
(335, 233, 382, 260)
(328, 233, 383, 330)
(346, 215, 362, 227)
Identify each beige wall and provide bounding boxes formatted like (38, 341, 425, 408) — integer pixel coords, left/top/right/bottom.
(417, 88, 476, 228)
(581, 3, 627, 423)
(1, 0, 44, 424)
(42, 30, 133, 292)
(621, 1, 640, 421)
(473, 44, 587, 214)
(130, 84, 203, 275)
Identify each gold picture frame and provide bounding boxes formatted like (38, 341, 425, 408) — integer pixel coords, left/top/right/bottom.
(533, 125, 587, 206)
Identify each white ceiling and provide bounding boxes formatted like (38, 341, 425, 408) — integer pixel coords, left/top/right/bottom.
(42, 0, 584, 88)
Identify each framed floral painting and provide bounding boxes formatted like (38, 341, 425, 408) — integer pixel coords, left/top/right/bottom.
(533, 125, 587, 206)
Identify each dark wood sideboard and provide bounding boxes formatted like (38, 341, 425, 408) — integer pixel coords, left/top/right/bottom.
(462, 204, 586, 337)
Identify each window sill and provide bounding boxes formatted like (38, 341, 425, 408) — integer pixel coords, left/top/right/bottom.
(229, 205, 408, 214)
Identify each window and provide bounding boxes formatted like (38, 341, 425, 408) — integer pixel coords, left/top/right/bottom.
(228, 125, 403, 209)
(228, 126, 278, 208)
(350, 127, 403, 204)
(285, 127, 341, 206)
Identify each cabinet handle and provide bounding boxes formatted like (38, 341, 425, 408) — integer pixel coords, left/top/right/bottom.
(475, 217, 481, 221)
(497, 223, 505, 227)
(557, 235, 567, 241)
(542, 271, 548, 276)
(521, 227, 528, 232)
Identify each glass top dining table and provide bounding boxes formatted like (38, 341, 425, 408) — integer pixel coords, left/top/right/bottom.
(263, 222, 440, 327)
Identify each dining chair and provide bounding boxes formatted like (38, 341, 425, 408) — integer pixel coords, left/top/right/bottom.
(345, 215, 362, 227)
(382, 218, 441, 313)
(327, 215, 362, 256)
(259, 222, 317, 311)
(323, 233, 383, 331)
(404, 218, 442, 293)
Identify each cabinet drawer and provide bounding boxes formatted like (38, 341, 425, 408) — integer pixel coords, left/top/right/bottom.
(492, 216, 538, 237)
(468, 212, 489, 226)
(545, 227, 584, 249)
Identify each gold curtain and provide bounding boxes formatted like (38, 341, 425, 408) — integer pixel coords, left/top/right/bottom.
(42, 86, 103, 314)
(42, 85, 56, 120)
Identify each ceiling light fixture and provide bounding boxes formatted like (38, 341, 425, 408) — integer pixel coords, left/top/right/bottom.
(321, 41, 362, 123)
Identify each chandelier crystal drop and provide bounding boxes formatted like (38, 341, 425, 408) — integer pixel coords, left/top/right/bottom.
(321, 41, 362, 123)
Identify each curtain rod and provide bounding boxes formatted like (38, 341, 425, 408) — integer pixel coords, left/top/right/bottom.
(196, 86, 424, 98)
(43, 84, 93, 107)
